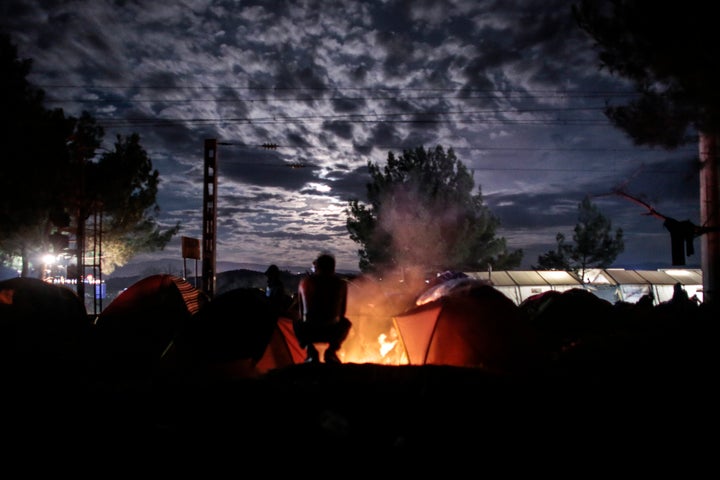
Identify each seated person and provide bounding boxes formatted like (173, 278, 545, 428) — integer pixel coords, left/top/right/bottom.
(294, 253, 351, 364)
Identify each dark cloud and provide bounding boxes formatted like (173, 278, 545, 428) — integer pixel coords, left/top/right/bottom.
(367, 122, 403, 148)
(322, 120, 354, 139)
(331, 96, 366, 113)
(219, 149, 318, 190)
(0, 0, 703, 272)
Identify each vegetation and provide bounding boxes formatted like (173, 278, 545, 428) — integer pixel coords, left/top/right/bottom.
(573, 0, 720, 301)
(0, 34, 179, 277)
(534, 196, 624, 281)
(346, 145, 522, 274)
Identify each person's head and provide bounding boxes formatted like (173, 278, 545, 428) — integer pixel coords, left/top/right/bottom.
(313, 253, 335, 274)
(265, 264, 279, 278)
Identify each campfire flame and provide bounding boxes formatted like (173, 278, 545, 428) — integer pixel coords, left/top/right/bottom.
(335, 270, 421, 365)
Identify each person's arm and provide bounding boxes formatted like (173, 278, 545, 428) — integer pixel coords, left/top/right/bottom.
(297, 279, 306, 322)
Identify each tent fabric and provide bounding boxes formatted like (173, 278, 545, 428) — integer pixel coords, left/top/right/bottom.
(0, 277, 89, 353)
(101, 274, 206, 318)
(254, 315, 306, 374)
(171, 288, 305, 379)
(527, 288, 615, 351)
(0, 277, 91, 386)
(174, 287, 275, 363)
(416, 277, 482, 306)
(394, 281, 547, 374)
(92, 274, 208, 382)
(518, 290, 563, 320)
(393, 303, 443, 364)
(0, 277, 88, 338)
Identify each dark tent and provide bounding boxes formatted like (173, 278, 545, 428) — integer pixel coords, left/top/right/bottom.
(0, 277, 90, 385)
(174, 288, 274, 362)
(169, 288, 305, 380)
(526, 287, 615, 351)
(91, 274, 208, 385)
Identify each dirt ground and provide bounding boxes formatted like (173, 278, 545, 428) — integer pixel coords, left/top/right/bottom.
(8, 355, 715, 474)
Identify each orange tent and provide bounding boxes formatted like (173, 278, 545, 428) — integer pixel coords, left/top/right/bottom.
(254, 315, 306, 373)
(393, 282, 547, 375)
(170, 287, 305, 379)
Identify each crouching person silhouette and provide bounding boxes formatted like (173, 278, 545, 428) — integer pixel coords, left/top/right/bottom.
(294, 253, 352, 364)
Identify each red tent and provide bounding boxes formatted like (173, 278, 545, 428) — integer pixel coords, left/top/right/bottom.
(393, 282, 547, 375)
(92, 274, 208, 382)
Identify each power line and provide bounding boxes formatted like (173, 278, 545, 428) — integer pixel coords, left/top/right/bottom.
(38, 85, 640, 105)
(35, 84, 639, 95)
(42, 93, 638, 104)
(92, 109, 624, 128)
(35, 83, 645, 130)
(216, 142, 695, 153)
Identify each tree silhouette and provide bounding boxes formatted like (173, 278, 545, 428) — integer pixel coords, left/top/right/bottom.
(346, 145, 522, 274)
(573, 0, 720, 303)
(534, 196, 624, 281)
(0, 33, 72, 276)
(611, 188, 719, 266)
(0, 34, 179, 280)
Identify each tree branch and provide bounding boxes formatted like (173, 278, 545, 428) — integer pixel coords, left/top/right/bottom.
(611, 187, 719, 236)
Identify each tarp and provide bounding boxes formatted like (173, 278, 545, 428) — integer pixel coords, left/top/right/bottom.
(393, 281, 546, 374)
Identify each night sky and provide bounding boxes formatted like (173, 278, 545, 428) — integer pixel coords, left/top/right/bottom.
(0, 0, 700, 273)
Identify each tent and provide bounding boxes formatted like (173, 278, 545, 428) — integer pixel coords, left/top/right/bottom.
(393, 281, 547, 374)
(0, 277, 91, 369)
(92, 274, 208, 383)
(1, 277, 88, 332)
(170, 287, 305, 379)
(254, 315, 306, 374)
(527, 287, 615, 349)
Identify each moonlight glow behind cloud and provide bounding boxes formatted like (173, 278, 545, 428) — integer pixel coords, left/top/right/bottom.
(0, 0, 700, 273)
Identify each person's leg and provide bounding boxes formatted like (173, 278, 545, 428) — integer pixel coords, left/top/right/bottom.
(305, 343, 319, 363)
(293, 319, 319, 362)
(323, 345, 340, 364)
(323, 318, 352, 364)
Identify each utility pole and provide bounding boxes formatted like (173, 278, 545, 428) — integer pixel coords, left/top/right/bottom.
(200, 139, 279, 298)
(202, 138, 218, 298)
(699, 133, 720, 305)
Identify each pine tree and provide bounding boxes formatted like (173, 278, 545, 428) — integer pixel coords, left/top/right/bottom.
(534, 196, 624, 281)
(573, 0, 720, 302)
(346, 145, 522, 274)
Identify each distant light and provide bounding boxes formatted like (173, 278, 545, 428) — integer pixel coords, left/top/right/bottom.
(664, 269, 694, 277)
(540, 270, 571, 281)
(42, 254, 56, 265)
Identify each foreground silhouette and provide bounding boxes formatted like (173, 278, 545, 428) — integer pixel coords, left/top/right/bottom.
(2, 275, 717, 467)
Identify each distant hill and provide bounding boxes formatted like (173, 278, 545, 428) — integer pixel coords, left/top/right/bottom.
(0, 266, 19, 281)
(107, 257, 358, 280)
(103, 267, 359, 303)
(103, 267, 306, 300)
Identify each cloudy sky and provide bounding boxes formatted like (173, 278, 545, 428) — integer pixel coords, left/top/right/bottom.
(1, 0, 701, 274)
